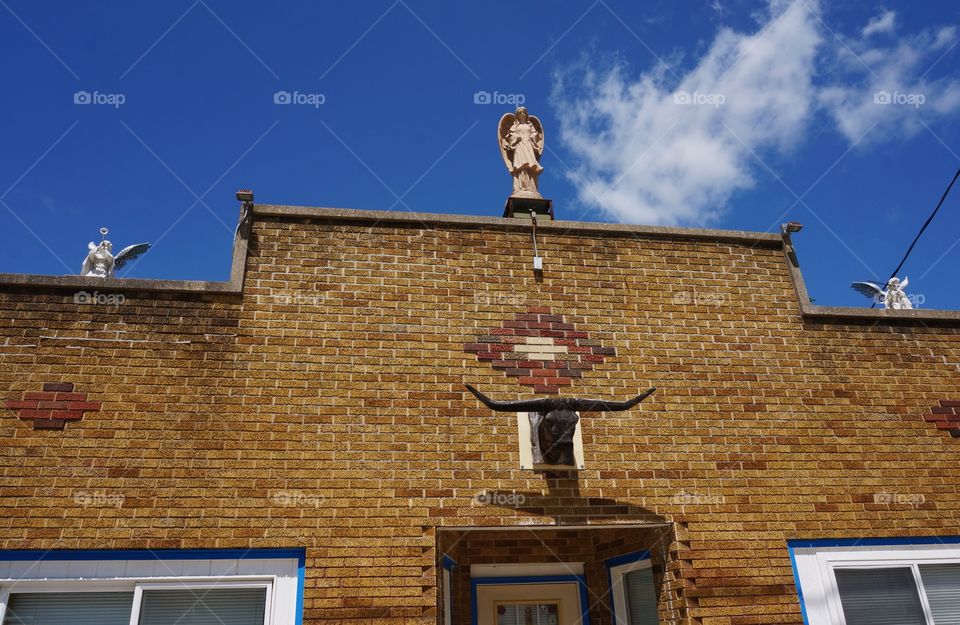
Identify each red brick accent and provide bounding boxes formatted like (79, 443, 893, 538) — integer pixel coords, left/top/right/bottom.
(4, 383, 100, 430)
(923, 400, 960, 437)
(41, 382, 73, 393)
(464, 307, 615, 394)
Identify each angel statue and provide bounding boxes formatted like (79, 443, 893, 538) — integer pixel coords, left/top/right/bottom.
(850, 277, 914, 310)
(80, 228, 151, 278)
(499, 106, 544, 199)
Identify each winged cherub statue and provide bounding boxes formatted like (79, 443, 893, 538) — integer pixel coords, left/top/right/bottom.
(499, 106, 544, 199)
(80, 228, 151, 278)
(850, 277, 914, 309)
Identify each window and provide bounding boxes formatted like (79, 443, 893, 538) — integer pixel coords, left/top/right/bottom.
(790, 538, 960, 625)
(606, 551, 659, 625)
(497, 602, 559, 625)
(138, 586, 267, 625)
(833, 567, 925, 625)
(3, 591, 134, 625)
(0, 549, 303, 625)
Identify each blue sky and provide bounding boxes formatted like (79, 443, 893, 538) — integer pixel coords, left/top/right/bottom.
(1, 0, 958, 309)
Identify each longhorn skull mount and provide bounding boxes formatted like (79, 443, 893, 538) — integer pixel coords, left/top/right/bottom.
(465, 384, 656, 468)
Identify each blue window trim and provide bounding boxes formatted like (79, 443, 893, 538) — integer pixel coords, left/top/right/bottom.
(295, 552, 306, 625)
(470, 575, 590, 625)
(786, 536, 960, 625)
(604, 550, 652, 625)
(786, 542, 810, 625)
(0, 548, 307, 625)
(787, 536, 960, 549)
(442, 555, 458, 571)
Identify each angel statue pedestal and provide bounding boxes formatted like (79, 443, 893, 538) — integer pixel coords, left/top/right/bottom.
(499, 106, 553, 220)
(503, 196, 553, 220)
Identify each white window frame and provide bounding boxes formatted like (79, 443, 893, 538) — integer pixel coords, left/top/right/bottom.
(442, 568, 452, 625)
(609, 556, 655, 625)
(0, 556, 298, 625)
(792, 541, 960, 625)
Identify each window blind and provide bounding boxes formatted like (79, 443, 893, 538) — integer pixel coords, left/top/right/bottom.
(2, 592, 134, 625)
(834, 567, 926, 625)
(138, 587, 266, 625)
(921, 563, 960, 625)
(623, 568, 659, 625)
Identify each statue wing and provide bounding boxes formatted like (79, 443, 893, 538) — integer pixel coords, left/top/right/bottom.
(80, 243, 96, 275)
(497, 113, 515, 171)
(900, 277, 909, 289)
(465, 384, 551, 413)
(529, 114, 544, 157)
(113, 243, 151, 271)
(850, 281, 884, 300)
(568, 388, 656, 412)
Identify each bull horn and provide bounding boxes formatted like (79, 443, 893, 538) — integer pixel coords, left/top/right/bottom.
(568, 387, 656, 412)
(464, 384, 552, 413)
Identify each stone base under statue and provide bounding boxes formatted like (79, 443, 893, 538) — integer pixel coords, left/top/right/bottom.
(503, 196, 553, 220)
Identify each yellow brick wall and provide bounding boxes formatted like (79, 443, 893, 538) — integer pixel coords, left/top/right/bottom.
(1, 215, 959, 624)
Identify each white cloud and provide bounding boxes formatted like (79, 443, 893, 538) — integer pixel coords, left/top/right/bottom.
(553, 1, 960, 226)
(552, 1, 820, 226)
(862, 10, 896, 37)
(819, 22, 960, 143)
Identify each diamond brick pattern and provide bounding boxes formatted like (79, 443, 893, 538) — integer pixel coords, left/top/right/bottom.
(5, 382, 101, 430)
(923, 400, 960, 437)
(464, 306, 615, 394)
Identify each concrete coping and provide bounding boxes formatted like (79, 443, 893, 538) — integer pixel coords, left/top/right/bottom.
(780, 230, 960, 324)
(0, 211, 250, 296)
(253, 204, 784, 246)
(0, 272, 241, 295)
(0, 203, 957, 325)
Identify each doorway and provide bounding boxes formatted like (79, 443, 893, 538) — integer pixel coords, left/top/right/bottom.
(438, 525, 674, 625)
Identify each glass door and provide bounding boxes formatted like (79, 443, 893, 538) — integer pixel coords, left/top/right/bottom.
(476, 581, 584, 625)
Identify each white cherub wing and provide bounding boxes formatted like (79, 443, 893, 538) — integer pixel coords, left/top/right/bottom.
(113, 243, 151, 272)
(80, 242, 97, 275)
(498, 112, 515, 171)
(850, 281, 885, 301)
(900, 277, 909, 290)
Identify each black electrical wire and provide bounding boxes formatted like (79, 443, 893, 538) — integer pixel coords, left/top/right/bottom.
(872, 166, 960, 307)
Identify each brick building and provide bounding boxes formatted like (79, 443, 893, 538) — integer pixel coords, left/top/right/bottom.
(0, 199, 958, 625)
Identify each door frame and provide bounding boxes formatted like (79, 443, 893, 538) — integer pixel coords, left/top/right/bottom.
(470, 575, 591, 625)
